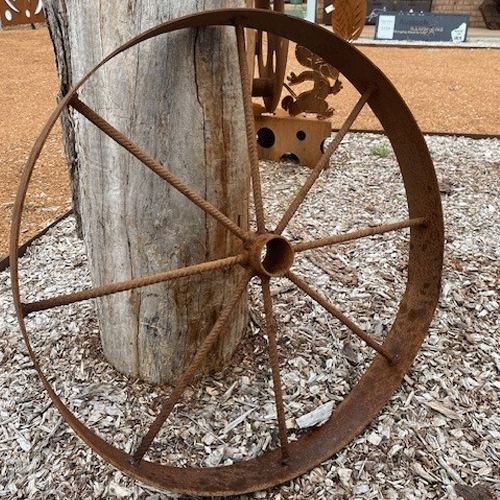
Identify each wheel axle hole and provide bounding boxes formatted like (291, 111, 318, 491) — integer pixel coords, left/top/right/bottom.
(262, 237, 294, 276)
(257, 127, 276, 148)
(251, 235, 295, 277)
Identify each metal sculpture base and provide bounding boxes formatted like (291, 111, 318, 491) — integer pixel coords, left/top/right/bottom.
(255, 112, 332, 167)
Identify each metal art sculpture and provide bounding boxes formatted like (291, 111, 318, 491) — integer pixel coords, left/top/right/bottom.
(10, 8, 443, 497)
(0, 0, 44, 26)
(280, 0, 366, 118)
(479, 0, 500, 29)
(282, 46, 343, 118)
(330, 0, 367, 41)
(252, 0, 289, 112)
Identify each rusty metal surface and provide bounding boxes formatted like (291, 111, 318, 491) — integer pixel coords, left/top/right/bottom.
(479, 0, 500, 29)
(282, 45, 342, 118)
(10, 8, 444, 497)
(252, 0, 289, 112)
(254, 112, 332, 167)
(330, 0, 367, 41)
(0, 0, 44, 27)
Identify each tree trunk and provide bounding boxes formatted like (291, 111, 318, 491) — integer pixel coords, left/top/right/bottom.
(44, 0, 250, 384)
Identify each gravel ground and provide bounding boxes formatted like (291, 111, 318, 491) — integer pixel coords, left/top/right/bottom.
(1, 132, 499, 499)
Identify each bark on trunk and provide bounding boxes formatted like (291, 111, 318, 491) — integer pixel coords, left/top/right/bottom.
(44, 0, 250, 383)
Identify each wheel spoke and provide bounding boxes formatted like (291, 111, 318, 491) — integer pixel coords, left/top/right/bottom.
(130, 269, 253, 465)
(69, 96, 250, 243)
(293, 217, 427, 253)
(236, 24, 266, 232)
(286, 271, 398, 365)
(275, 86, 374, 235)
(22, 254, 248, 316)
(261, 277, 290, 461)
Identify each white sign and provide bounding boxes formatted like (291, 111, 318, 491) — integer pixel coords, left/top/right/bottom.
(377, 14, 396, 39)
(451, 22, 467, 42)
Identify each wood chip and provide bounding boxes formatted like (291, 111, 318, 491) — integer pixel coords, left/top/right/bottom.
(296, 401, 335, 429)
(426, 401, 461, 420)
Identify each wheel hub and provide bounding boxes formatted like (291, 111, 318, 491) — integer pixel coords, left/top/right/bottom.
(249, 233, 295, 277)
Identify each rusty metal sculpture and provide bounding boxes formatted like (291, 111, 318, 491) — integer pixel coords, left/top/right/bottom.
(10, 8, 443, 497)
(251, 0, 289, 112)
(479, 0, 500, 29)
(281, 0, 366, 118)
(0, 0, 44, 26)
(282, 45, 343, 118)
(330, 0, 367, 41)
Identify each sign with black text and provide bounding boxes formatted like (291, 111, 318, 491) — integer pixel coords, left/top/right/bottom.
(375, 12, 469, 42)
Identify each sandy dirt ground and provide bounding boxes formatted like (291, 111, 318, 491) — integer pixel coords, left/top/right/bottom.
(1, 26, 499, 257)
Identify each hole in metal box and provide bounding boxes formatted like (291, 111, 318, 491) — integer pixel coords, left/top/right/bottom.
(280, 153, 300, 164)
(256, 127, 276, 148)
(296, 130, 306, 141)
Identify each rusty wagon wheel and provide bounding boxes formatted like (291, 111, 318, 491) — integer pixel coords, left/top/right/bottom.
(10, 8, 443, 497)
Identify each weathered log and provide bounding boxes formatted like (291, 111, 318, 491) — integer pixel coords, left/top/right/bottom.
(44, 0, 250, 383)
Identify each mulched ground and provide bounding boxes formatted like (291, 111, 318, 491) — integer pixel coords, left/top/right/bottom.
(1, 132, 499, 500)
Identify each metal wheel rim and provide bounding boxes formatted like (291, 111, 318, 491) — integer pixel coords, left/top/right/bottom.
(10, 8, 444, 497)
